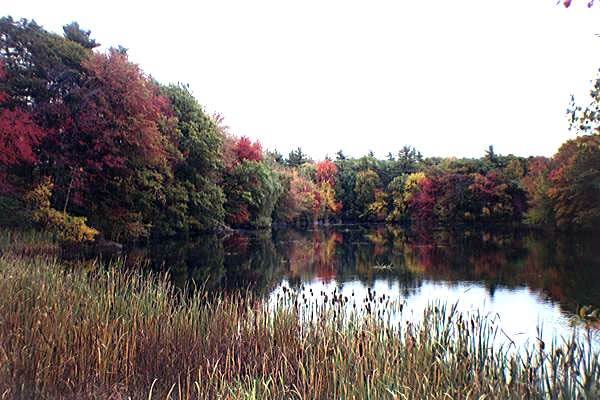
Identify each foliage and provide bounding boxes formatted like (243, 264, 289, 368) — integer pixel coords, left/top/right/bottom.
(405, 167, 526, 224)
(24, 178, 98, 241)
(0, 18, 181, 240)
(469, 172, 518, 220)
(64, 50, 177, 240)
(2, 14, 600, 238)
(250, 160, 282, 228)
(62, 22, 100, 49)
(223, 159, 281, 228)
(0, 16, 90, 109)
(316, 181, 341, 221)
(286, 147, 312, 168)
(568, 74, 600, 135)
(549, 72, 600, 230)
(220, 129, 279, 227)
(273, 168, 318, 224)
(386, 172, 425, 222)
(395, 145, 423, 175)
(365, 188, 389, 221)
(522, 157, 556, 226)
(548, 134, 600, 230)
(0, 105, 45, 190)
(314, 158, 338, 185)
(0, 58, 44, 176)
(354, 169, 382, 219)
(333, 158, 359, 220)
(158, 84, 225, 233)
(233, 136, 262, 162)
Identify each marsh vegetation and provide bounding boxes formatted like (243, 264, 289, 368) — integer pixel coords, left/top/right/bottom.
(1, 229, 599, 399)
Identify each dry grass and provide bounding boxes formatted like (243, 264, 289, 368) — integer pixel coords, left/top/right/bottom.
(0, 229, 598, 399)
(0, 229, 59, 258)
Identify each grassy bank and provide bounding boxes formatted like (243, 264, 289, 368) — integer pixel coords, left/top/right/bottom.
(0, 231, 599, 399)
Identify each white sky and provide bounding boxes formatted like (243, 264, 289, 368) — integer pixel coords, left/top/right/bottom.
(5, 0, 600, 160)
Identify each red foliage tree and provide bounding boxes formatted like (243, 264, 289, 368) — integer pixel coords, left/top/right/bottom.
(521, 157, 552, 196)
(71, 50, 174, 175)
(0, 60, 46, 189)
(221, 132, 262, 170)
(408, 176, 440, 222)
(469, 172, 516, 220)
(38, 49, 177, 206)
(315, 159, 338, 185)
(219, 131, 266, 226)
(0, 108, 45, 167)
(227, 204, 250, 225)
(39, 50, 179, 238)
(234, 136, 262, 163)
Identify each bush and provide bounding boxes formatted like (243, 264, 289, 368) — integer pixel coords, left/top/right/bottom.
(24, 177, 99, 242)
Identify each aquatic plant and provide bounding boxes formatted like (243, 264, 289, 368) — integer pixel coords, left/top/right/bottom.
(0, 233, 598, 399)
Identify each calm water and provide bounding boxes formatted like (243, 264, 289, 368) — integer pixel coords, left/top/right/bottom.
(131, 224, 600, 351)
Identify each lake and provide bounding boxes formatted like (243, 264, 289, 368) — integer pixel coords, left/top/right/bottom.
(130, 224, 600, 352)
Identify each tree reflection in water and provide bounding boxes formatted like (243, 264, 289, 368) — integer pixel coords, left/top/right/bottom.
(127, 224, 600, 339)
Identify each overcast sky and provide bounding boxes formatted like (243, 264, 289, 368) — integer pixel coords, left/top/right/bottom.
(5, 0, 600, 160)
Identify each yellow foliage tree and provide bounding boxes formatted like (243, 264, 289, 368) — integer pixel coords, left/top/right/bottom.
(24, 178, 99, 242)
(387, 172, 426, 222)
(317, 181, 341, 222)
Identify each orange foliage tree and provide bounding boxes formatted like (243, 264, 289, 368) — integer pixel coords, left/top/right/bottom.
(548, 134, 600, 230)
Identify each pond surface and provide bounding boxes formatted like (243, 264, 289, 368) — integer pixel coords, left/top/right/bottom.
(130, 224, 600, 351)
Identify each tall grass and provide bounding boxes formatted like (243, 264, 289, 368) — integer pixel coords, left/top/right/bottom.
(0, 231, 598, 399)
(0, 229, 58, 258)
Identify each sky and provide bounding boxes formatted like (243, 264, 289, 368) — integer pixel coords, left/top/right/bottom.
(4, 0, 600, 160)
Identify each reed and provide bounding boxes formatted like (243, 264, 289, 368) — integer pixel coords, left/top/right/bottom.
(0, 231, 598, 399)
(0, 228, 58, 257)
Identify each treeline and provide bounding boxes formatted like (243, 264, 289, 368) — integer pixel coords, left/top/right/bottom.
(1, 17, 599, 241)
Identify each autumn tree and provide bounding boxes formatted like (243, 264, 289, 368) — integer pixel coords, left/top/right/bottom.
(220, 132, 283, 227)
(222, 159, 282, 227)
(313, 159, 341, 221)
(273, 168, 301, 223)
(548, 135, 600, 230)
(274, 169, 319, 224)
(548, 72, 600, 230)
(0, 17, 93, 226)
(521, 157, 555, 226)
(354, 169, 383, 220)
(0, 60, 46, 190)
(410, 171, 472, 223)
(316, 180, 341, 221)
(3, 35, 179, 239)
(386, 172, 425, 222)
(315, 159, 338, 186)
(469, 172, 515, 221)
(62, 50, 178, 239)
(234, 136, 262, 162)
(0, 17, 91, 190)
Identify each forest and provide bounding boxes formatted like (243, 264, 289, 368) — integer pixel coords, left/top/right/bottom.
(1, 16, 600, 242)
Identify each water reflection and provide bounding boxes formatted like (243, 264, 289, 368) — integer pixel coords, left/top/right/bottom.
(129, 224, 600, 349)
(273, 279, 582, 351)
